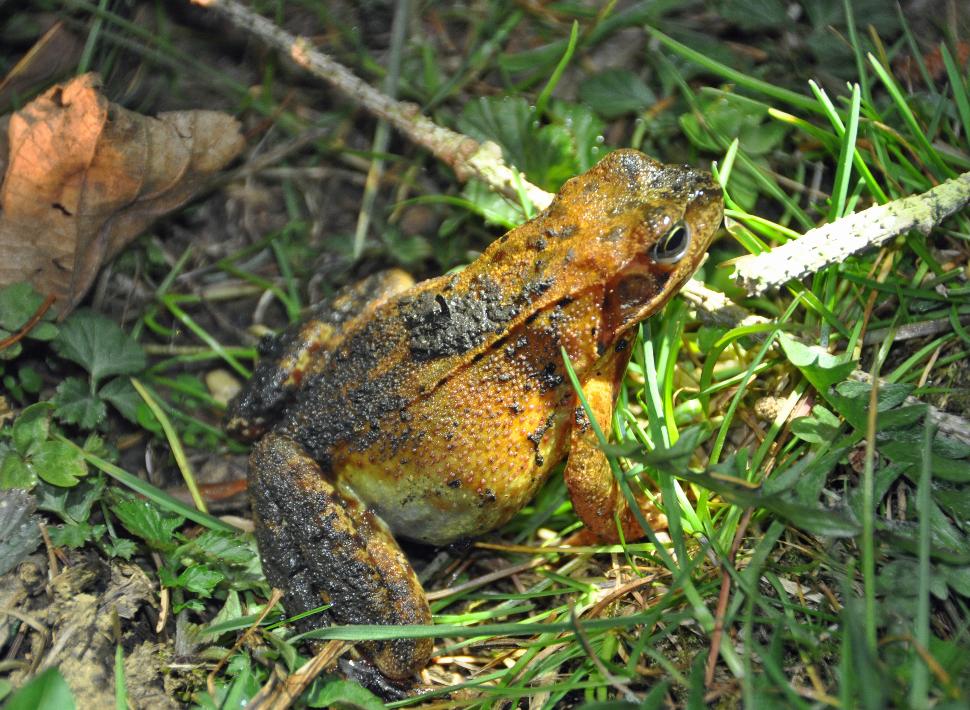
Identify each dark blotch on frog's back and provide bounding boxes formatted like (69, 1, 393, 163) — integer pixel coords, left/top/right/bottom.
(400, 276, 518, 361)
(399, 273, 554, 363)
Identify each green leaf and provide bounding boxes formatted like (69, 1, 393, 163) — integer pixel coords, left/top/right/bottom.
(549, 101, 607, 172)
(98, 377, 141, 423)
(791, 405, 842, 444)
(834, 380, 914, 411)
(12, 402, 54, 455)
(177, 529, 256, 566)
(110, 492, 184, 551)
(53, 377, 106, 429)
(0, 453, 37, 490)
(3, 667, 76, 710)
(18, 366, 42, 394)
(306, 679, 385, 710)
(579, 68, 655, 119)
(53, 309, 146, 384)
(48, 521, 105, 549)
(457, 96, 576, 190)
(35, 477, 105, 524)
(459, 179, 527, 228)
(0, 283, 45, 331)
(102, 537, 137, 560)
(176, 565, 224, 597)
(941, 564, 970, 597)
(0, 283, 56, 360)
(779, 334, 857, 393)
(173, 598, 205, 614)
(32, 440, 88, 487)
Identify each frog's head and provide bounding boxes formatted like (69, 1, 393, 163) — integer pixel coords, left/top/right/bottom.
(461, 149, 721, 356)
(553, 149, 723, 341)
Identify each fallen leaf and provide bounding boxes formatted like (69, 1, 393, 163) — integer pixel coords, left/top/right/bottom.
(0, 73, 245, 313)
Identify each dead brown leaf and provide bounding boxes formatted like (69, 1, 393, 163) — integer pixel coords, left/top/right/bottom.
(0, 73, 245, 313)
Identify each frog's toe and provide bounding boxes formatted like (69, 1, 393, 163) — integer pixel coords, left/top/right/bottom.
(249, 432, 433, 680)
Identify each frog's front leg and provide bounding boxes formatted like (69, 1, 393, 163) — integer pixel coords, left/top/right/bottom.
(563, 359, 667, 542)
(249, 432, 433, 680)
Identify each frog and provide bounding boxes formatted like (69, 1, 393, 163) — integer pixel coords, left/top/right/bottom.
(225, 149, 723, 680)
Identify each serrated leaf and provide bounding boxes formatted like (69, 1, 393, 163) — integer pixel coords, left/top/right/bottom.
(110, 493, 184, 551)
(176, 565, 224, 596)
(12, 402, 54, 455)
(53, 309, 146, 384)
(0, 282, 45, 331)
(48, 521, 104, 549)
(0, 453, 37, 490)
(32, 440, 87, 487)
(178, 529, 256, 566)
(549, 102, 606, 172)
(98, 377, 141, 423)
(103, 537, 137, 560)
(457, 97, 576, 190)
(52, 377, 106, 429)
(460, 179, 526, 228)
(35, 477, 104, 524)
(579, 69, 655, 119)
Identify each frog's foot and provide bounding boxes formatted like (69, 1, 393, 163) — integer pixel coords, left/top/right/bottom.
(563, 370, 666, 543)
(226, 270, 414, 441)
(249, 432, 433, 680)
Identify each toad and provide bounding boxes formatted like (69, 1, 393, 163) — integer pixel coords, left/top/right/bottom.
(226, 149, 723, 679)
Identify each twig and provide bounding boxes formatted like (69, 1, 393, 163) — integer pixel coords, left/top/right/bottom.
(250, 641, 349, 710)
(733, 172, 970, 295)
(191, 0, 551, 209)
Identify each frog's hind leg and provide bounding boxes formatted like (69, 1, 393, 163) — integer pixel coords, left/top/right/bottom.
(249, 431, 432, 680)
(226, 269, 414, 440)
(563, 358, 667, 543)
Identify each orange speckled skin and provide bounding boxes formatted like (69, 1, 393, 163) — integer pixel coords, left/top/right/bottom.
(226, 149, 722, 679)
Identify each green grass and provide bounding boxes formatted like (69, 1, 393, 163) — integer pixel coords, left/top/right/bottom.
(2, 1, 969, 708)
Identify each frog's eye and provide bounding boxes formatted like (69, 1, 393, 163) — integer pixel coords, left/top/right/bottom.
(651, 220, 691, 264)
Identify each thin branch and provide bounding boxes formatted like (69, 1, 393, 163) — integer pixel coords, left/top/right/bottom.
(191, 0, 552, 210)
(733, 172, 970, 295)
